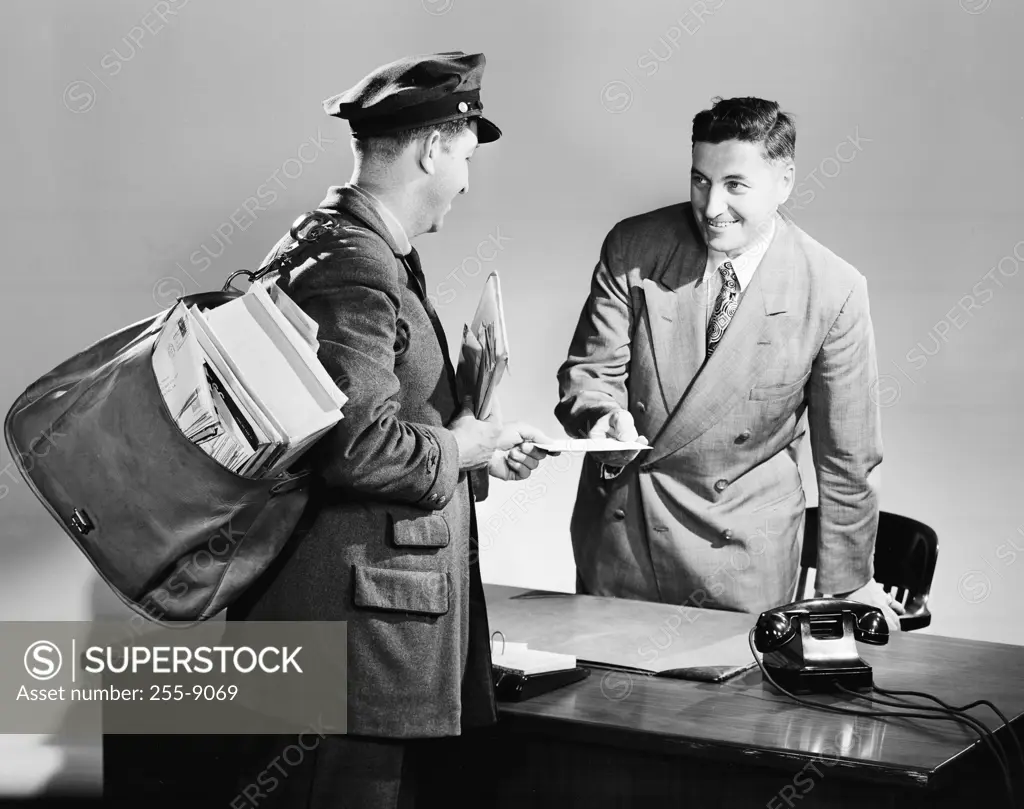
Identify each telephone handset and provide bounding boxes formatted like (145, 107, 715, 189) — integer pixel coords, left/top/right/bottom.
(753, 598, 889, 693)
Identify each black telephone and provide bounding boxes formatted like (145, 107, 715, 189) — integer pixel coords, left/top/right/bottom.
(753, 598, 889, 694)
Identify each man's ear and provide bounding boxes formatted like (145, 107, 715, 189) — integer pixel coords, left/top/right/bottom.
(417, 130, 442, 175)
(776, 159, 796, 206)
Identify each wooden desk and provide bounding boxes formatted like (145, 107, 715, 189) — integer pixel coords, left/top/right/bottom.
(468, 584, 1024, 808)
(101, 586, 1024, 808)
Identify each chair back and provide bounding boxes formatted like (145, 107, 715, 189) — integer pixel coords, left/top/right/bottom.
(796, 508, 939, 631)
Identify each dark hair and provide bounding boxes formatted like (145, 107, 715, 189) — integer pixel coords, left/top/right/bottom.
(353, 118, 470, 163)
(691, 97, 795, 163)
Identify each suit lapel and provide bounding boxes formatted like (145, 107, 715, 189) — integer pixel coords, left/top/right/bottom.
(645, 213, 795, 465)
(642, 211, 708, 416)
(642, 274, 703, 415)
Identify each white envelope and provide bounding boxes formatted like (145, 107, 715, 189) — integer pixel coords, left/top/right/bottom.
(533, 438, 653, 453)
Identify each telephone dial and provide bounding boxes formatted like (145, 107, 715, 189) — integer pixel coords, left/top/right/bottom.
(753, 598, 889, 694)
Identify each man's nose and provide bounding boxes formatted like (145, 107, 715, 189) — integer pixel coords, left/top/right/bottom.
(705, 185, 727, 219)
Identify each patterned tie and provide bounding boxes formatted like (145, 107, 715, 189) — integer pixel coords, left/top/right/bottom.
(705, 260, 740, 359)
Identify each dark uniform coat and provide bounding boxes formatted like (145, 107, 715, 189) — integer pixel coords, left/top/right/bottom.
(227, 184, 497, 739)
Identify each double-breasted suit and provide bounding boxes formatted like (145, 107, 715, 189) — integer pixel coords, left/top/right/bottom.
(556, 203, 883, 614)
(227, 185, 497, 739)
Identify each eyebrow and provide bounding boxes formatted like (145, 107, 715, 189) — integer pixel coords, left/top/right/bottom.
(691, 168, 750, 181)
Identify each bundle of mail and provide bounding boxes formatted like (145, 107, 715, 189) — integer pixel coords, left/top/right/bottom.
(457, 272, 509, 419)
(151, 283, 347, 479)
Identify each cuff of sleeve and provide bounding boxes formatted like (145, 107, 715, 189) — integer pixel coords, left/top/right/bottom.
(580, 404, 621, 438)
(813, 570, 873, 597)
(599, 463, 626, 480)
(419, 427, 460, 509)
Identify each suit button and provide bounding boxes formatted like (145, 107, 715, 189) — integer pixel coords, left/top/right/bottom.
(714, 479, 728, 493)
(635, 401, 647, 414)
(613, 509, 626, 520)
(735, 430, 751, 444)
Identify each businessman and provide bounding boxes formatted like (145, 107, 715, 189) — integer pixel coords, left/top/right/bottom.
(226, 52, 554, 807)
(555, 96, 902, 629)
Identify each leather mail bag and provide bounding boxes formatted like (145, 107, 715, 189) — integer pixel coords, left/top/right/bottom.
(2, 212, 342, 626)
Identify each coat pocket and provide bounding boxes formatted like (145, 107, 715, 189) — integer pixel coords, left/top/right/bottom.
(749, 370, 811, 401)
(390, 512, 451, 548)
(353, 565, 450, 616)
(751, 483, 805, 513)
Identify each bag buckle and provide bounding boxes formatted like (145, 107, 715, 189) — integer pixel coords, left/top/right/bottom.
(289, 210, 337, 244)
(270, 469, 311, 495)
(69, 508, 94, 535)
(222, 269, 256, 293)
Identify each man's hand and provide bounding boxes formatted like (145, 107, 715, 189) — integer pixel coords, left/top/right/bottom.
(449, 397, 504, 471)
(487, 422, 560, 482)
(826, 578, 905, 632)
(587, 409, 649, 468)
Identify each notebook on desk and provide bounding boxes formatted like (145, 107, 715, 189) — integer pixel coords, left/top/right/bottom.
(490, 637, 590, 701)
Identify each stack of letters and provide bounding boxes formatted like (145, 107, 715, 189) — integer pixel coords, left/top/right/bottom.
(457, 272, 509, 419)
(151, 283, 347, 478)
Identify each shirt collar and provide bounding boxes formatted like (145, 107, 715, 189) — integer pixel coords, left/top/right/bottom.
(348, 183, 412, 255)
(703, 217, 777, 291)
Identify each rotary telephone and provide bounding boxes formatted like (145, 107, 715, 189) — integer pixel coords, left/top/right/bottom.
(753, 598, 889, 694)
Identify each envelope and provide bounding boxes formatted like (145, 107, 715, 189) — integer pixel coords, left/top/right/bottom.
(532, 439, 653, 453)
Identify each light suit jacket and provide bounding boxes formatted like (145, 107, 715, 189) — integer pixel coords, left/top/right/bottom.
(555, 202, 883, 614)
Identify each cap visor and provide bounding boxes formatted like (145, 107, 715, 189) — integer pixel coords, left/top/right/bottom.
(475, 116, 502, 144)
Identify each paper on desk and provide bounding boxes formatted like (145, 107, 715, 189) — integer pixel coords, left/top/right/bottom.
(485, 588, 758, 682)
(533, 438, 653, 453)
(491, 641, 577, 676)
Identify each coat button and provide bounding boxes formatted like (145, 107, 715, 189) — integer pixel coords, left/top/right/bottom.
(613, 509, 626, 520)
(735, 429, 751, 444)
(635, 401, 647, 414)
(714, 479, 728, 493)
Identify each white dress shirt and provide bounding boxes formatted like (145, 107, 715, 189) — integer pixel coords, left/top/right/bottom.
(702, 217, 776, 327)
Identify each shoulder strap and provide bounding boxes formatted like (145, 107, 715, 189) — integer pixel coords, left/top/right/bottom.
(222, 204, 406, 293)
(221, 210, 345, 292)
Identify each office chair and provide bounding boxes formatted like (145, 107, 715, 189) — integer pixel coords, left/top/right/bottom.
(795, 508, 939, 631)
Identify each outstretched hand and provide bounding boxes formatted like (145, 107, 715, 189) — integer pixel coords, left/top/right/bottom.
(488, 421, 560, 482)
(587, 409, 649, 468)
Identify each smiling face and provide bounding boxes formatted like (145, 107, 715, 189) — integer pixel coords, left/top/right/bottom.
(690, 139, 794, 257)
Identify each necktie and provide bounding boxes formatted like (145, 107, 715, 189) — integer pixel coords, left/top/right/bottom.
(705, 260, 740, 359)
(402, 248, 459, 395)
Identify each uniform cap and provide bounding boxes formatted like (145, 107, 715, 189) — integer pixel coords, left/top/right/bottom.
(323, 51, 501, 144)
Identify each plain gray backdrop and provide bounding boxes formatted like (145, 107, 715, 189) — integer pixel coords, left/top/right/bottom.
(1, 0, 1022, 795)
